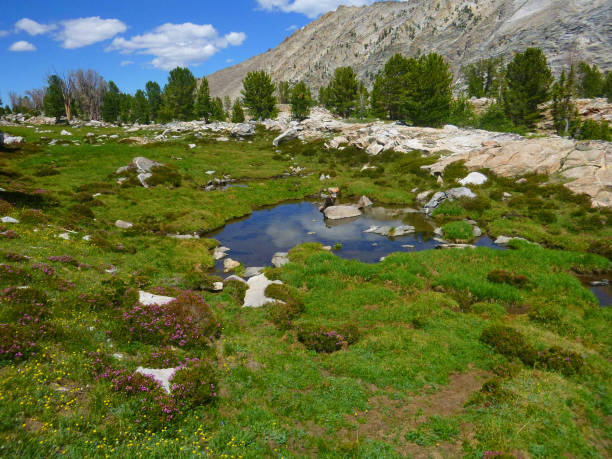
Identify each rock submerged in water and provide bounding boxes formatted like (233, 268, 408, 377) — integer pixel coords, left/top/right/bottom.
(224, 258, 241, 272)
(323, 205, 361, 220)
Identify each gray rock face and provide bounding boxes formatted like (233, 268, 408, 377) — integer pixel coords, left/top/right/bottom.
(323, 205, 361, 220)
(243, 274, 283, 308)
(207, 0, 611, 101)
(244, 267, 264, 278)
(273, 128, 299, 146)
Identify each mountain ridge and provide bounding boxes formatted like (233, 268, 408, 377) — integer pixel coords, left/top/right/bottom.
(207, 0, 612, 100)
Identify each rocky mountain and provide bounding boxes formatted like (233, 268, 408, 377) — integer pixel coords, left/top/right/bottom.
(207, 0, 612, 100)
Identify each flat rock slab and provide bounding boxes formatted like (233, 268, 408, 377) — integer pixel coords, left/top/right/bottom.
(324, 205, 361, 220)
(244, 267, 264, 278)
(213, 246, 230, 260)
(139, 291, 175, 306)
(135, 367, 178, 394)
(243, 274, 283, 308)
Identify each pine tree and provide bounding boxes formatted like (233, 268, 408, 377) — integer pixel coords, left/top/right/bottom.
(43, 75, 65, 121)
(461, 57, 504, 98)
(160, 67, 197, 121)
(241, 71, 277, 120)
(231, 100, 245, 123)
(403, 53, 453, 127)
(354, 83, 370, 119)
(194, 78, 213, 122)
(210, 97, 226, 121)
(289, 81, 313, 120)
(502, 48, 553, 129)
(578, 62, 604, 98)
(277, 81, 291, 104)
(223, 96, 232, 113)
(370, 54, 411, 120)
(327, 67, 359, 118)
(145, 81, 162, 122)
(101, 81, 121, 123)
(133, 89, 150, 124)
(119, 93, 134, 124)
(551, 68, 580, 137)
(604, 72, 612, 102)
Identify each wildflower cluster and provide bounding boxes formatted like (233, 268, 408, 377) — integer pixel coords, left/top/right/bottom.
(31, 263, 56, 277)
(20, 208, 48, 224)
(3, 252, 28, 262)
(297, 323, 360, 353)
(47, 255, 78, 266)
(0, 287, 53, 362)
(0, 264, 31, 284)
(90, 353, 217, 430)
(120, 291, 221, 348)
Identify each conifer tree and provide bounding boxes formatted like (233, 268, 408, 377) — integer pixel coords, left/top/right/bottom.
(145, 81, 162, 122)
(133, 89, 150, 124)
(101, 81, 121, 123)
(326, 66, 359, 118)
(502, 48, 553, 129)
(231, 100, 245, 123)
(290, 81, 313, 120)
(160, 67, 196, 121)
(578, 62, 604, 98)
(194, 78, 213, 122)
(551, 68, 580, 137)
(241, 71, 277, 120)
(43, 75, 65, 121)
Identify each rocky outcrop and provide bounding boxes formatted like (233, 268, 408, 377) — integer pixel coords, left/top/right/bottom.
(207, 0, 612, 100)
(323, 205, 361, 220)
(427, 138, 612, 208)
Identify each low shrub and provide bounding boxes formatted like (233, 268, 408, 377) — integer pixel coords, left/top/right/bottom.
(48, 254, 79, 266)
(170, 359, 218, 409)
(265, 284, 305, 330)
(469, 302, 506, 319)
(141, 347, 186, 368)
(68, 203, 95, 220)
(0, 323, 40, 362)
(120, 291, 220, 348)
(147, 166, 182, 188)
(480, 325, 585, 375)
(537, 346, 584, 376)
(479, 325, 537, 366)
(297, 323, 359, 353)
(588, 238, 612, 259)
(3, 252, 27, 262)
(432, 201, 465, 217)
(467, 377, 515, 407)
(0, 286, 49, 322)
(0, 199, 13, 214)
(487, 270, 531, 288)
(460, 196, 491, 216)
(224, 280, 247, 303)
(442, 221, 474, 241)
(0, 264, 31, 285)
(34, 165, 60, 177)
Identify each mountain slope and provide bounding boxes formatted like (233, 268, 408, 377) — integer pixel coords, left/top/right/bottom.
(207, 0, 612, 100)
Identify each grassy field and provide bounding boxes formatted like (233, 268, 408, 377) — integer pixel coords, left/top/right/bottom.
(0, 123, 610, 458)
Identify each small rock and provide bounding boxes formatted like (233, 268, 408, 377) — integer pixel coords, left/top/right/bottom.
(473, 226, 483, 237)
(213, 282, 224, 291)
(58, 232, 71, 240)
(224, 258, 241, 272)
(357, 195, 373, 208)
(135, 367, 178, 394)
(60, 129, 72, 136)
(213, 246, 230, 260)
(139, 291, 175, 306)
(188, 144, 196, 149)
(322, 246, 332, 251)
(243, 274, 283, 308)
(244, 267, 264, 278)
(115, 220, 133, 229)
(458, 172, 488, 186)
(1, 216, 19, 224)
(590, 279, 610, 287)
(271, 252, 289, 268)
(323, 205, 361, 220)
(112, 353, 124, 360)
(273, 128, 299, 146)
(206, 170, 215, 175)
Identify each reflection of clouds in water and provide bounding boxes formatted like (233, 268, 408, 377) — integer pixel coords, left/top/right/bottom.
(263, 219, 307, 248)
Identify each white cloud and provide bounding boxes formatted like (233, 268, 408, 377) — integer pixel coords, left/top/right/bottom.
(257, 0, 378, 18)
(120, 60, 134, 67)
(106, 22, 246, 70)
(57, 17, 127, 49)
(226, 58, 235, 63)
(15, 18, 57, 35)
(9, 40, 36, 52)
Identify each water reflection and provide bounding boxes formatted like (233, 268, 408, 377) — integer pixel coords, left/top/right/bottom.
(208, 201, 500, 274)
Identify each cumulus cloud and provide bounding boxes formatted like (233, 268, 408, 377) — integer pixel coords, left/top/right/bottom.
(106, 22, 246, 70)
(257, 0, 377, 18)
(57, 17, 127, 48)
(9, 40, 36, 52)
(15, 18, 57, 35)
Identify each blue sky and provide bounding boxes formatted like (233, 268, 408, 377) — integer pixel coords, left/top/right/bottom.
(0, 0, 385, 101)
